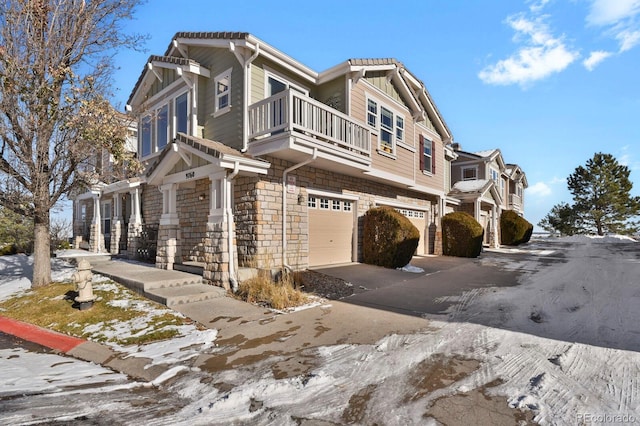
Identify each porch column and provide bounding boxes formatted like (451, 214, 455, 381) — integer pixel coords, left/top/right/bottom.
(432, 197, 445, 255)
(88, 192, 104, 253)
(110, 192, 122, 255)
(474, 199, 481, 222)
(127, 186, 143, 259)
(157, 183, 180, 270)
(203, 172, 237, 290)
(491, 204, 498, 248)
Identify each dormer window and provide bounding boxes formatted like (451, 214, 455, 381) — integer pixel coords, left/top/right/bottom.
(462, 167, 477, 180)
(214, 68, 232, 116)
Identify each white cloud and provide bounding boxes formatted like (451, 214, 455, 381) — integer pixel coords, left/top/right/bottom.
(478, 15, 579, 86)
(586, 0, 640, 26)
(528, 0, 551, 13)
(583, 50, 613, 70)
(616, 29, 640, 51)
(528, 181, 553, 197)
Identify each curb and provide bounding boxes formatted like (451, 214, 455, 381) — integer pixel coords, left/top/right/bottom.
(0, 315, 167, 383)
(0, 315, 84, 352)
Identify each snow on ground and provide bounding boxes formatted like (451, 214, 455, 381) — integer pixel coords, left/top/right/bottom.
(2, 236, 640, 424)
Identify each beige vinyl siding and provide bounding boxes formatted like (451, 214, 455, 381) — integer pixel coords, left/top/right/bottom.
(414, 124, 445, 192)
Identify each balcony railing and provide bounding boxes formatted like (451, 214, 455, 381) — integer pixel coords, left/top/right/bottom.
(248, 89, 370, 157)
(509, 193, 522, 207)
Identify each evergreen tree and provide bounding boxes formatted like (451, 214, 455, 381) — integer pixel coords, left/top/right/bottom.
(567, 153, 639, 235)
(538, 202, 579, 236)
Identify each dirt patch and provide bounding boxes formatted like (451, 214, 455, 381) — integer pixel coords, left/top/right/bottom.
(426, 383, 536, 425)
(341, 384, 378, 424)
(295, 270, 354, 300)
(271, 351, 319, 380)
(405, 354, 481, 402)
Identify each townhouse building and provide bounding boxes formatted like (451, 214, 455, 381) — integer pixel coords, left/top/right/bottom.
(72, 32, 527, 290)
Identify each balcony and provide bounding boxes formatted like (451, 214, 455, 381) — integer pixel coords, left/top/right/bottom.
(248, 89, 371, 170)
(509, 193, 523, 211)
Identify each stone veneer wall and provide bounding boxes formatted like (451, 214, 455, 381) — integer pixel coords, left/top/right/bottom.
(235, 156, 441, 270)
(177, 178, 210, 263)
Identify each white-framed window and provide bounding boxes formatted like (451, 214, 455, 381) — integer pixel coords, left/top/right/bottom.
(422, 139, 432, 173)
(101, 201, 112, 235)
(490, 168, 499, 183)
(175, 92, 189, 135)
(265, 69, 309, 97)
(319, 198, 330, 210)
(214, 68, 232, 116)
(141, 115, 152, 157)
(343, 201, 352, 212)
(462, 167, 477, 181)
(156, 104, 169, 150)
(517, 184, 523, 197)
(332, 200, 341, 211)
(396, 115, 404, 144)
(366, 95, 404, 155)
(367, 99, 377, 127)
(308, 196, 317, 209)
(139, 91, 192, 159)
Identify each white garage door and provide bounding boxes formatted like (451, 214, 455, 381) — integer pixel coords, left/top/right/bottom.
(308, 196, 354, 266)
(397, 208, 427, 256)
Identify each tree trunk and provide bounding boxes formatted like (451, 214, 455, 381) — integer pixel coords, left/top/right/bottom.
(32, 208, 51, 288)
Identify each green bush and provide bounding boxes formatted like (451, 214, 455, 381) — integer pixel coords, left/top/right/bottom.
(500, 210, 533, 246)
(363, 206, 420, 268)
(0, 244, 18, 256)
(442, 212, 484, 258)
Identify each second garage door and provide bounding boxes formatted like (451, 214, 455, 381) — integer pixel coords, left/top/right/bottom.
(308, 196, 354, 266)
(397, 208, 427, 256)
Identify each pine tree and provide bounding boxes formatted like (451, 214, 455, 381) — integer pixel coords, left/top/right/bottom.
(567, 153, 640, 235)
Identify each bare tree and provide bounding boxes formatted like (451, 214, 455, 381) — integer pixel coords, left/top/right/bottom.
(0, 0, 145, 287)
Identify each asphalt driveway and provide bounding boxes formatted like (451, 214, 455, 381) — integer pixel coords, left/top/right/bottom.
(313, 252, 524, 317)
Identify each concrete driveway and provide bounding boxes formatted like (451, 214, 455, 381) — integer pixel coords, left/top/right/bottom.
(314, 252, 522, 317)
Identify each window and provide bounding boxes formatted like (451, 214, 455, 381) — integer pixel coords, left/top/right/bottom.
(396, 116, 404, 144)
(175, 92, 189, 134)
(367, 96, 404, 155)
(380, 106, 394, 152)
(343, 201, 352, 212)
(332, 200, 341, 211)
(101, 202, 111, 235)
(319, 198, 330, 210)
(308, 196, 317, 208)
(141, 115, 152, 157)
(462, 167, 477, 180)
(367, 99, 377, 127)
(517, 184, 523, 197)
(419, 135, 434, 174)
(268, 76, 287, 96)
(214, 69, 232, 114)
(490, 169, 499, 183)
(139, 91, 192, 159)
(156, 104, 169, 150)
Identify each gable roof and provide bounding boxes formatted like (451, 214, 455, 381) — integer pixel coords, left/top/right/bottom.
(126, 32, 453, 142)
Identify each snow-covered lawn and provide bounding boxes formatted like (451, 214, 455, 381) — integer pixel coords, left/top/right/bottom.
(2, 236, 640, 425)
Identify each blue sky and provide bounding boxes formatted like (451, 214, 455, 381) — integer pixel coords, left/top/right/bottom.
(103, 0, 640, 230)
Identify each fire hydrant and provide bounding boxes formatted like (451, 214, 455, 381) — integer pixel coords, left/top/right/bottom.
(72, 259, 96, 310)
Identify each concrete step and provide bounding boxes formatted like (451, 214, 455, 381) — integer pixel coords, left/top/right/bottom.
(145, 283, 227, 307)
(91, 261, 203, 293)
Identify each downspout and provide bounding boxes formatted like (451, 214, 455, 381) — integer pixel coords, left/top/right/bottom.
(282, 149, 318, 273)
(227, 161, 240, 292)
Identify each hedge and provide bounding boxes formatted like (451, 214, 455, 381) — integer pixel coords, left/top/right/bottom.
(363, 206, 420, 268)
(442, 212, 484, 258)
(500, 210, 533, 246)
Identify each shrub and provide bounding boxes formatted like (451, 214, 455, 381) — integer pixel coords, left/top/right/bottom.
(363, 206, 420, 268)
(500, 210, 533, 246)
(236, 270, 308, 310)
(442, 212, 484, 258)
(0, 244, 18, 256)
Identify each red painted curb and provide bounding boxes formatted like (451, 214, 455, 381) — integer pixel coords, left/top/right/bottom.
(0, 316, 85, 353)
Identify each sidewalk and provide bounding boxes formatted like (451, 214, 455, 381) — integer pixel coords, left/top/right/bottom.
(1, 257, 431, 384)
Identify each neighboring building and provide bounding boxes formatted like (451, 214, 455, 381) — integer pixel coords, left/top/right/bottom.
(449, 144, 528, 247)
(72, 32, 526, 290)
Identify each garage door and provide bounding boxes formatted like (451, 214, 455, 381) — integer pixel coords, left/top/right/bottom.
(308, 196, 354, 266)
(397, 208, 427, 256)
